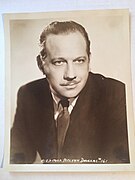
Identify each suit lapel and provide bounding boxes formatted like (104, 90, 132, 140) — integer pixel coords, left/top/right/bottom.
(34, 79, 57, 160)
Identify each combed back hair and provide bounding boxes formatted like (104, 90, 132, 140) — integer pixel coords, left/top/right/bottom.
(39, 21, 91, 59)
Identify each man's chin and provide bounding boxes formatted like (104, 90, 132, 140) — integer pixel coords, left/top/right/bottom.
(53, 87, 82, 99)
(60, 91, 80, 99)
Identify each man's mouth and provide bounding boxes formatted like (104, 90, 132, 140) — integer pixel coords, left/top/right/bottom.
(60, 81, 80, 87)
(60, 81, 80, 89)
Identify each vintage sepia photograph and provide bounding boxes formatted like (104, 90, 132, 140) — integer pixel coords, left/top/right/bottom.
(4, 9, 135, 171)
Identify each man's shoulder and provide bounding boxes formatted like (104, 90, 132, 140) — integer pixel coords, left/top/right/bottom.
(17, 78, 49, 96)
(90, 72, 125, 87)
(22, 78, 47, 87)
(89, 72, 126, 97)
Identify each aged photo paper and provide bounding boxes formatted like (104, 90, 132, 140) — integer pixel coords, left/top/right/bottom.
(4, 9, 135, 171)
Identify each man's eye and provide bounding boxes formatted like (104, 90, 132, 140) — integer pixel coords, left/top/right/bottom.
(53, 61, 65, 66)
(74, 59, 85, 64)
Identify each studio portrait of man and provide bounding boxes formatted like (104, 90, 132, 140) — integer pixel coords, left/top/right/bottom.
(9, 11, 131, 165)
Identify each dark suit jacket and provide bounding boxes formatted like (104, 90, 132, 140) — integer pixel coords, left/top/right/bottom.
(10, 72, 130, 164)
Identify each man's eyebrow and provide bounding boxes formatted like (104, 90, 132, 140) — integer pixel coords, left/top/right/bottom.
(51, 57, 66, 61)
(73, 56, 87, 60)
(51, 56, 87, 61)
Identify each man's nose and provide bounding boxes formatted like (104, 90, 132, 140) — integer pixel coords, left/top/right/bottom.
(64, 63, 76, 81)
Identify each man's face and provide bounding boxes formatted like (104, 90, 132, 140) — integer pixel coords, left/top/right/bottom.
(43, 31, 90, 99)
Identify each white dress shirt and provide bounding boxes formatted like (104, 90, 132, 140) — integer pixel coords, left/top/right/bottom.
(51, 92, 78, 120)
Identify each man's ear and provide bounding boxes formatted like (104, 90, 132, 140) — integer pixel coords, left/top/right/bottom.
(36, 55, 45, 75)
(88, 52, 91, 72)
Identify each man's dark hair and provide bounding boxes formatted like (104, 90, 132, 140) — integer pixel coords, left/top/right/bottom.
(37, 21, 91, 74)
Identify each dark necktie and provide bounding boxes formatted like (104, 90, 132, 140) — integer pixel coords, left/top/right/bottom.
(57, 98, 70, 158)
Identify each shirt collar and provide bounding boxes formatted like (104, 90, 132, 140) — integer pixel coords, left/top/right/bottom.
(51, 92, 78, 107)
(51, 92, 78, 118)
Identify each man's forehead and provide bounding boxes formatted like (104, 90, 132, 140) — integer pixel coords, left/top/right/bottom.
(45, 32, 88, 60)
(46, 31, 85, 42)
